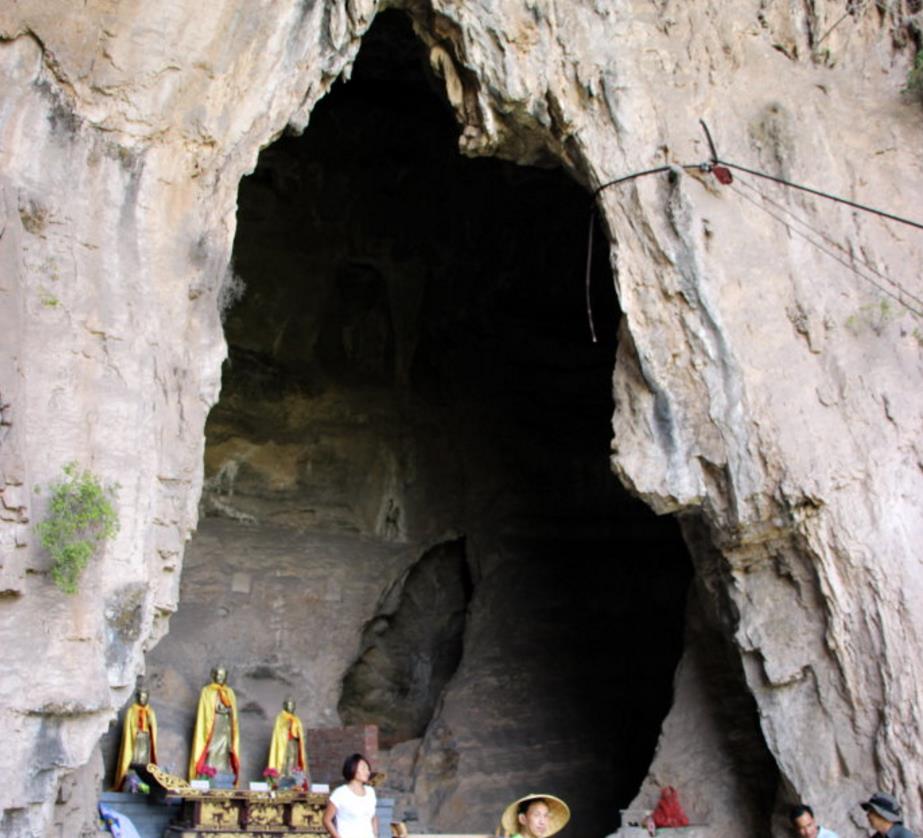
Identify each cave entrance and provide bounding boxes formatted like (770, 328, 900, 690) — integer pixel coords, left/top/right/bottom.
(139, 9, 697, 836)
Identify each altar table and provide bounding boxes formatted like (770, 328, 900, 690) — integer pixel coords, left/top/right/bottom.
(148, 764, 327, 835)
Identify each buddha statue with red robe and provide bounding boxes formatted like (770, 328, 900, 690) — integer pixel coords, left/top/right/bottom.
(188, 666, 240, 786)
(113, 688, 158, 790)
(267, 697, 309, 787)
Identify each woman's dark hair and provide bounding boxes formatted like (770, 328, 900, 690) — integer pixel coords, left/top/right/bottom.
(342, 752, 370, 782)
(518, 798, 547, 816)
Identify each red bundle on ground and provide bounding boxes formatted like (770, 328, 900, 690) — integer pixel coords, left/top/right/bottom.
(651, 786, 690, 828)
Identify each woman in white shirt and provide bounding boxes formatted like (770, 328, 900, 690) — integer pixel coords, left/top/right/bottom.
(323, 753, 378, 838)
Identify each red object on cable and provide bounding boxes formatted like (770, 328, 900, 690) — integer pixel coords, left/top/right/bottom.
(712, 165, 733, 185)
(651, 786, 690, 828)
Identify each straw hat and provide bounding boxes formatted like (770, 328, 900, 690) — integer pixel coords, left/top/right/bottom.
(500, 793, 570, 837)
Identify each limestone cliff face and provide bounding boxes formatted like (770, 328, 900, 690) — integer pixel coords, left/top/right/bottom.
(0, 1, 921, 836)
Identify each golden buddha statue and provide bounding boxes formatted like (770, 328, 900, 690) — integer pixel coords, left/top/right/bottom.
(114, 688, 158, 790)
(188, 666, 240, 786)
(267, 697, 309, 787)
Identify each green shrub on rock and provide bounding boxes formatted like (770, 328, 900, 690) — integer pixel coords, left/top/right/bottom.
(37, 462, 119, 594)
(906, 49, 923, 103)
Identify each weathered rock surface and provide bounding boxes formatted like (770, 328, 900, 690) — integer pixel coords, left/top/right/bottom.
(339, 538, 471, 748)
(0, 1, 921, 836)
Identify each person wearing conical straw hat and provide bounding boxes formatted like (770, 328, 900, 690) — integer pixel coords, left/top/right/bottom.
(500, 794, 570, 838)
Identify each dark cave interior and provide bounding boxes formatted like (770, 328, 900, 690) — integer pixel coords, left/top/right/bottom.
(124, 10, 705, 836)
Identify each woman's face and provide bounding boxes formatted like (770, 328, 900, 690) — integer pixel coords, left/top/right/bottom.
(518, 801, 550, 837)
(354, 759, 371, 783)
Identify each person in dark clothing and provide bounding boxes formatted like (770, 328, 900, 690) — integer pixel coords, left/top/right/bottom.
(861, 792, 917, 838)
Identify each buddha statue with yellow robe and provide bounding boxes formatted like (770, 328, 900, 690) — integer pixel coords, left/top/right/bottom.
(267, 698, 309, 787)
(188, 666, 241, 786)
(113, 688, 158, 790)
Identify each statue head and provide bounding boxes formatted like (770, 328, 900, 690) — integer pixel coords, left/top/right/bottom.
(136, 689, 149, 706)
(283, 697, 296, 713)
(211, 666, 228, 685)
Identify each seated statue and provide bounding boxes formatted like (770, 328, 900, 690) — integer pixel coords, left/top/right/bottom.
(267, 697, 309, 788)
(113, 688, 158, 791)
(188, 666, 240, 787)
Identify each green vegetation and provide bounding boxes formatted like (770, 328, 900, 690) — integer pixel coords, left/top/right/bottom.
(845, 297, 923, 345)
(37, 462, 119, 594)
(39, 289, 60, 308)
(18, 200, 47, 235)
(846, 298, 896, 336)
(906, 49, 923, 102)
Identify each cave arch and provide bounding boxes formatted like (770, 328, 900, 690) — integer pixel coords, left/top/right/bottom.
(136, 9, 704, 836)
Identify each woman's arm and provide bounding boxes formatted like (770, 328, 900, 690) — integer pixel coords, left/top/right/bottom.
(372, 814, 379, 837)
(323, 800, 339, 838)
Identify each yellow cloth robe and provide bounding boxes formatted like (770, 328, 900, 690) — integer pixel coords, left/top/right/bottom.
(113, 703, 158, 790)
(188, 682, 240, 785)
(267, 710, 309, 782)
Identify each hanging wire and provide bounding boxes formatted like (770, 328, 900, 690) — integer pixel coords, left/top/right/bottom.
(734, 177, 923, 313)
(699, 118, 923, 232)
(718, 159, 923, 232)
(700, 118, 923, 318)
(586, 163, 709, 340)
(584, 121, 923, 341)
(592, 165, 673, 199)
(727, 178, 923, 318)
(585, 210, 599, 343)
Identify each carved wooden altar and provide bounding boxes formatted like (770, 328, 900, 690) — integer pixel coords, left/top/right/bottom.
(149, 764, 327, 835)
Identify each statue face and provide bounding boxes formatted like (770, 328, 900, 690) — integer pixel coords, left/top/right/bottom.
(137, 690, 149, 706)
(283, 699, 295, 713)
(212, 667, 227, 685)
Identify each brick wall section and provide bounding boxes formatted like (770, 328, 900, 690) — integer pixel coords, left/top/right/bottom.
(306, 724, 379, 785)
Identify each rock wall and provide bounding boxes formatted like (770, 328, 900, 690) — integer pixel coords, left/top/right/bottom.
(602, 5, 923, 833)
(1, 1, 922, 836)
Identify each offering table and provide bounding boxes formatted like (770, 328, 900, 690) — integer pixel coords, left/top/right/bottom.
(149, 765, 327, 835)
